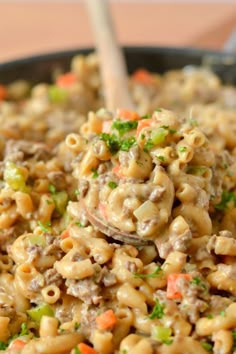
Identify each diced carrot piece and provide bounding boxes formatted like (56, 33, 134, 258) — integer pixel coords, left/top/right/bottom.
(99, 202, 108, 220)
(77, 343, 98, 354)
(112, 165, 124, 178)
(166, 273, 192, 299)
(0, 84, 8, 101)
(132, 68, 155, 84)
(96, 309, 117, 330)
(136, 118, 155, 136)
(9, 339, 26, 351)
(116, 108, 140, 121)
(56, 72, 77, 88)
(60, 229, 70, 239)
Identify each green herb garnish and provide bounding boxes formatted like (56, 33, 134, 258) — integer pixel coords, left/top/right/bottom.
(74, 189, 80, 196)
(201, 342, 213, 352)
(232, 330, 236, 350)
(215, 191, 236, 211)
(157, 155, 165, 162)
(190, 277, 207, 291)
(0, 342, 7, 350)
(49, 183, 57, 194)
(141, 114, 151, 119)
(108, 181, 118, 189)
(100, 133, 120, 154)
(155, 108, 162, 112)
(178, 146, 187, 152)
(143, 139, 154, 152)
(134, 266, 162, 279)
(91, 168, 99, 178)
(38, 221, 51, 233)
(100, 133, 136, 154)
(73, 346, 81, 354)
(153, 326, 173, 345)
(187, 166, 207, 176)
(74, 322, 80, 330)
(46, 199, 53, 205)
(75, 221, 84, 228)
(189, 119, 198, 127)
(120, 136, 136, 151)
(112, 119, 138, 136)
(148, 299, 165, 319)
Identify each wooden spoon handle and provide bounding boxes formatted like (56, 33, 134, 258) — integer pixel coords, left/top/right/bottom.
(86, 0, 135, 111)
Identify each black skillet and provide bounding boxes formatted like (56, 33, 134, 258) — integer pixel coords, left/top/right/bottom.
(0, 46, 236, 85)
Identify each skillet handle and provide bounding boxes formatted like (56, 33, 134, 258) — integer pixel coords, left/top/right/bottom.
(223, 28, 236, 53)
(201, 29, 236, 84)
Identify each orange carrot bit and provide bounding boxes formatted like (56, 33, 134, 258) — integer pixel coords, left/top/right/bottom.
(77, 343, 98, 354)
(166, 273, 192, 300)
(136, 118, 155, 136)
(0, 84, 8, 101)
(99, 202, 108, 220)
(116, 108, 140, 121)
(9, 339, 26, 352)
(112, 165, 124, 178)
(131, 68, 155, 85)
(60, 229, 70, 239)
(95, 309, 117, 330)
(56, 72, 77, 88)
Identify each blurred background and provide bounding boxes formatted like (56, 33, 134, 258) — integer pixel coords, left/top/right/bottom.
(1, 0, 236, 63)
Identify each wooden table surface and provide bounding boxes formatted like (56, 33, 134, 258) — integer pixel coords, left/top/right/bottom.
(1, 1, 236, 63)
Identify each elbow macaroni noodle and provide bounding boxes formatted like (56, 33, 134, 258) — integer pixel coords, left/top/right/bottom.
(0, 53, 236, 353)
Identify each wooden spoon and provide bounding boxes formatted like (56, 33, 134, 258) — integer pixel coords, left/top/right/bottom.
(84, 0, 150, 245)
(85, 0, 135, 111)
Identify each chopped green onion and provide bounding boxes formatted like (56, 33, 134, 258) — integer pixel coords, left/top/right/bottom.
(73, 347, 81, 354)
(75, 221, 84, 228)
(27, 303, 54, 324)
(178, 146, 187, 152)
(49, 183, 57, 194)
(157, 155, 165, 162)
(52, 191, 68, 215)
(201, 342, 213, 352)
(4, 161, 28, 192)
(0, 342, 7, 350)
(151, 127, 168, 145)
(108, 181, 118, 189)
(141, 114, 151, 119)
(48, 85, 68, 103)
(153, 326, 172, 345)
(74, 322, 80, 330)
(215, 190, 236, 211)
(148, 299, 164, 319)
(91, 168, 99, 179)
(28, 234, 46, 247)
(187, 166, 207, 176)
(169, 128, 177, 134)
(37, 221, 51, 233)
(143, 139, 154, 152)
(133, 266, 162, 279)
(232, 330, 236, 350)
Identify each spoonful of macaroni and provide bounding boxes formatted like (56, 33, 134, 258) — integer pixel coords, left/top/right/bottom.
(84, 0, 154, 245)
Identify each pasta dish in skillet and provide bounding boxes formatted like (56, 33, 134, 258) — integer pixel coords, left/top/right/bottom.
(0, 53, 236, 353)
